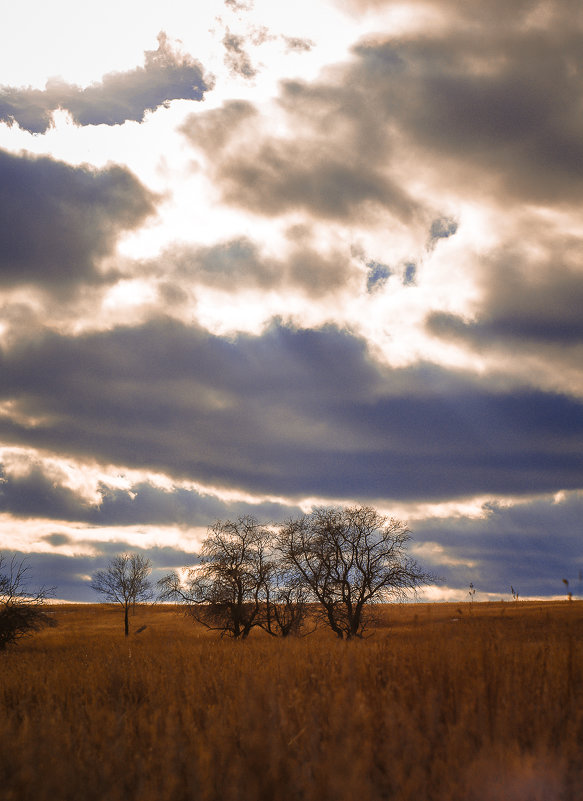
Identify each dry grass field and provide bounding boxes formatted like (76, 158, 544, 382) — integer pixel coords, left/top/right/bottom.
(1, 601, 582, 801)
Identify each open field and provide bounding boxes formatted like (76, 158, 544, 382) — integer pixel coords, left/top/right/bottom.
(1, 602, 582, 801)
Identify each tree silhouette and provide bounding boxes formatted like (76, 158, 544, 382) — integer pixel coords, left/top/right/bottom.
(91, 553, 153, 636)
(159, 516, 272, 639)
(278, 505, 432, 639)
(0, 553, 56, 650)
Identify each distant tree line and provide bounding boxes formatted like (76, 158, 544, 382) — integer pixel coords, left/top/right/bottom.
(0, 506, 433, 646)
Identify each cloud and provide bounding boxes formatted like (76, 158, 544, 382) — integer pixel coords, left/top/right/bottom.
(144, 231, 359, 297)
(181, 98, 258, 155)
(414, 492, 583, 598)
(282, 36, 315, 53)
(182, 2, 583, 230)
(426, 235, 583, 363)
(181, 80, 422, 223)
(1, 319, 582, 502)
(8, 489, 583, 602)
(402, 262, 416, 286)
(222, 29, 258, 79)
(349, 10, 583, 207)
(0, 461, 301, 527)
(224, 0, 254, 10)
(0, 33, 212, 134)
(0, 149, 157, 294)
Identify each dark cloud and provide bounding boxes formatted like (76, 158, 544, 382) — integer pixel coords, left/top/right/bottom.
(42, 533, 73, 547)
(181, 99, 258, 154)
(218, 142, 417, 220)
(414, 492, 583, 599)
(426, 243, 583, 352)
(181, 82, 421, 222)
(0, 33, 212, 134)
(4, 551, 99, 602)
(222, 30, 258, 79)
(350, 10, 583, 207)
(0, 319, 581, 502)
(0, 149, 156, 293)
(0, 464, 301, 527)
(0, 463, 89, 521)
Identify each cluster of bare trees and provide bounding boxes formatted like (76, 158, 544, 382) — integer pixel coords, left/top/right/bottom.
(159, 506, 432, 640)
(0, 505, 431, 647)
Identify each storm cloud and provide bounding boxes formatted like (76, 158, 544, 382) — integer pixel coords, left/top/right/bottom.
(0, 149, 156, 293)
(0, 462, 301, 527)
(1, 319, 581, 501)
(414, 492, 583, 599)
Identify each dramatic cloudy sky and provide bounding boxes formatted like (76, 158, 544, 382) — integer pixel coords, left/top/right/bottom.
(1, 0, 582, 602)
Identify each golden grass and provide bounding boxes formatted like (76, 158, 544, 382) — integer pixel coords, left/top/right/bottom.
(1, 601, 582, 801)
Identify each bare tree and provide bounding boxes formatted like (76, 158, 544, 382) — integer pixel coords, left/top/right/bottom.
(278, 505, 432, 639)
(0, 554, 56, 651)
(91, 553, 153, 636)
(262, 570, 311, 638)
(158, 516, 272, 639)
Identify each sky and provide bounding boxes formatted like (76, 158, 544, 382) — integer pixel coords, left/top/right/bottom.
(1, 0, 582, 602)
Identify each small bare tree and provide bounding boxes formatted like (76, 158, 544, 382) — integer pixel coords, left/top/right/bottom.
(91, 553, 153, 636)
(159, 516, 272, 639)
(278, 505, 432, 639)
(0, 554, 56, 651)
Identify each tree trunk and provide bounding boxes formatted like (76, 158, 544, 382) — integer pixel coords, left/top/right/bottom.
(124, 605, 129, 637)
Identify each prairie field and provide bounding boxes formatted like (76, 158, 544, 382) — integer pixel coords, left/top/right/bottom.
(1, 601, 582, 801)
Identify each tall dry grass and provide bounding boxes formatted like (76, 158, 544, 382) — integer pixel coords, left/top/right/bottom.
(0, 602, 582, 801)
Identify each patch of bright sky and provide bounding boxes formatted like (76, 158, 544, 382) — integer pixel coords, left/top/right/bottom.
(0, 0, 356, 101)
(412, 541, 477, 569)
(0, 0, 430, 91)
(0, 446, 299, 513)
(0, 514, 207, 558)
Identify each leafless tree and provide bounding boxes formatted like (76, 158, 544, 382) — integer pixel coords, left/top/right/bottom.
(277, 505, 432, 639)
(0, 553, 56, 651)
(262, 570, 311, 637)
(91, 553, 153, 636)
(158, 516, 273, 639)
